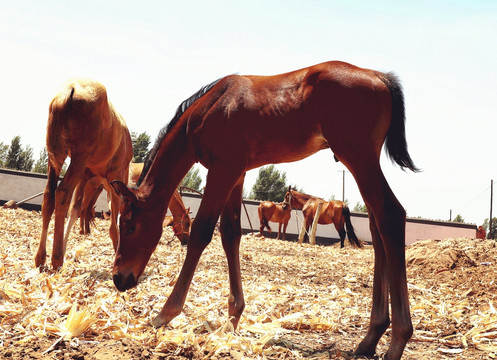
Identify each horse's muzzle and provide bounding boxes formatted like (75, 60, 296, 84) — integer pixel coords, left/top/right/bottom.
(113, 272, 137, 292)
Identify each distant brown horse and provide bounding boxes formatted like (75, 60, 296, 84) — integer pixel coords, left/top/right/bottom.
(287, 188, 361, 248)
(35, 79, 133, 270)
(257, 198, 291, 240)
(79, 162, 192, 244)
(110, 61, 418, 359)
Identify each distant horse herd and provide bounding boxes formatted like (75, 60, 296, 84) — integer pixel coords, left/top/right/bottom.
(257, 185, 362, 248)
(33, 61, 418, 360)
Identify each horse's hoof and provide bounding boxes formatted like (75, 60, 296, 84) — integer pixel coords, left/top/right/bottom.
(34, 254, 46, 269)
(51, 258, 64, 271)
(151, 315, 169, 328)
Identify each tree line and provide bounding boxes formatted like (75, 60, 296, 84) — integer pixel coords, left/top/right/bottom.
(9, 133, 488, 229)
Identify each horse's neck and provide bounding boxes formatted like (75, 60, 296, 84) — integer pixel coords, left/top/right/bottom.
(169, 190, 188, 219)
(292, 191, 311, 208)
(140, 124, 195, 207)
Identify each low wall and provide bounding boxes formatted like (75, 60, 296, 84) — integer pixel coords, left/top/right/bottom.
(0, 168, 477, 245)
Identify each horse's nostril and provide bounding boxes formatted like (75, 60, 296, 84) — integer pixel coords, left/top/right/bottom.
(125, 273, 136, 289)
(113, 272, 137, 292)
(113, 273, 124, 291)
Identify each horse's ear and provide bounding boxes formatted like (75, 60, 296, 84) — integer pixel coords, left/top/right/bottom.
(111, 180, 138, 203)
(288, 185, 292, 192)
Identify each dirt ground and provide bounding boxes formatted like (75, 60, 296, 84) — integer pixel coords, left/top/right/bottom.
(1, 208, 496, 359)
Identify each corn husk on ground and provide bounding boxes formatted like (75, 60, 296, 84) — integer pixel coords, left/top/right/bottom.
(1, 208, 497, 359)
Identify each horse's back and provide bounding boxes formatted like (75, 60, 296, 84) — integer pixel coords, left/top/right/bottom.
(188, 61, 393, 170)
(129, 163, 144, 186)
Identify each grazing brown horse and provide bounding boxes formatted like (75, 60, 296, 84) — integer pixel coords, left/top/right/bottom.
(257, 199, 291, 240)
(35, 79, 133, 270)
(79, 162, 192, 244)
(110, 61, 418, 360)
(287, 188, 361, 248)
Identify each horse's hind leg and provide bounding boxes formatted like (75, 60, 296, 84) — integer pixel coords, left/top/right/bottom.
(51, 161, 86, 269)
(63, 174, 90, 253)
(258, 207, 265, 237)
(35, 163, 61, 268)
(354, 210, 390, 356)
(337, 227, 346, 248)
(347, 158, 412, 360)
(219, 174, 246, 329)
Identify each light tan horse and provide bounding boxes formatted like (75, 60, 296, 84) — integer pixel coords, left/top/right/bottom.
(287, 188, 362, 248)
(35, 79, 133, 270)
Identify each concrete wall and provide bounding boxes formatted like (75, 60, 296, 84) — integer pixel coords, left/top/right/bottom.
(1, 168, 477, 245)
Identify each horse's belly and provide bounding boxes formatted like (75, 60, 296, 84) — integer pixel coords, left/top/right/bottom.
(248, 134, 328, 169)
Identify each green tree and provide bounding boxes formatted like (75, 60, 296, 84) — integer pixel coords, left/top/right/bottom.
(19, 145, 34, 171)
(180, 166, 203, 191)
(5, 136, 35, 171)
(353, 202, 368, 213)
(33, 147, 49, 174)
(482, 217, 497, 239)
(5, 136, 23, 169)
(0, 141, 8, 167)
(250, 165, 287, 202)
(131, 131, 151, 163)
(452, 214, 465, 223)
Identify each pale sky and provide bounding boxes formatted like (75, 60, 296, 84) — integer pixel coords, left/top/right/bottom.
(1, 1, 496, 225)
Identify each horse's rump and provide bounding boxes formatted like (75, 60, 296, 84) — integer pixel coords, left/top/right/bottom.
(46, 85, 75, 167)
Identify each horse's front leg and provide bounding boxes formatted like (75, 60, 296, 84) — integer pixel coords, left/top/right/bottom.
(282, 221, 288, 241)
(277, 222, 282, 240)
(151, 167, 245, 328)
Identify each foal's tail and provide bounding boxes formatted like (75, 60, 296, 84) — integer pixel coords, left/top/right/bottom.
(85, 184, 104, 230)
(46, 85, 75, 167)
(377, 72, 419, 172)
(258, 206, 272, 232)
(343, 205, 362, 248)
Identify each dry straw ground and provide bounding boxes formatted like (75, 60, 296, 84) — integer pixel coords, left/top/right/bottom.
(1, 208, 497, 359)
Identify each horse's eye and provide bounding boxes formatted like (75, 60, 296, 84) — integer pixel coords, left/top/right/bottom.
(126, 226, 135, 235)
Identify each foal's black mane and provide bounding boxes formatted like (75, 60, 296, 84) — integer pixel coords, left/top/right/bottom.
(137, 78, 223, 186)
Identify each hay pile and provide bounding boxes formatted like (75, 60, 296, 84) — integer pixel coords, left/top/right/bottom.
(1, 208, 496, 359)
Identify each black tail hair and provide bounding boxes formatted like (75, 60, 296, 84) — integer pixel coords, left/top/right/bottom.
(343, 206, 362, 248)
(262, 218, 271, 232)
(377, 72, 420, 172)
